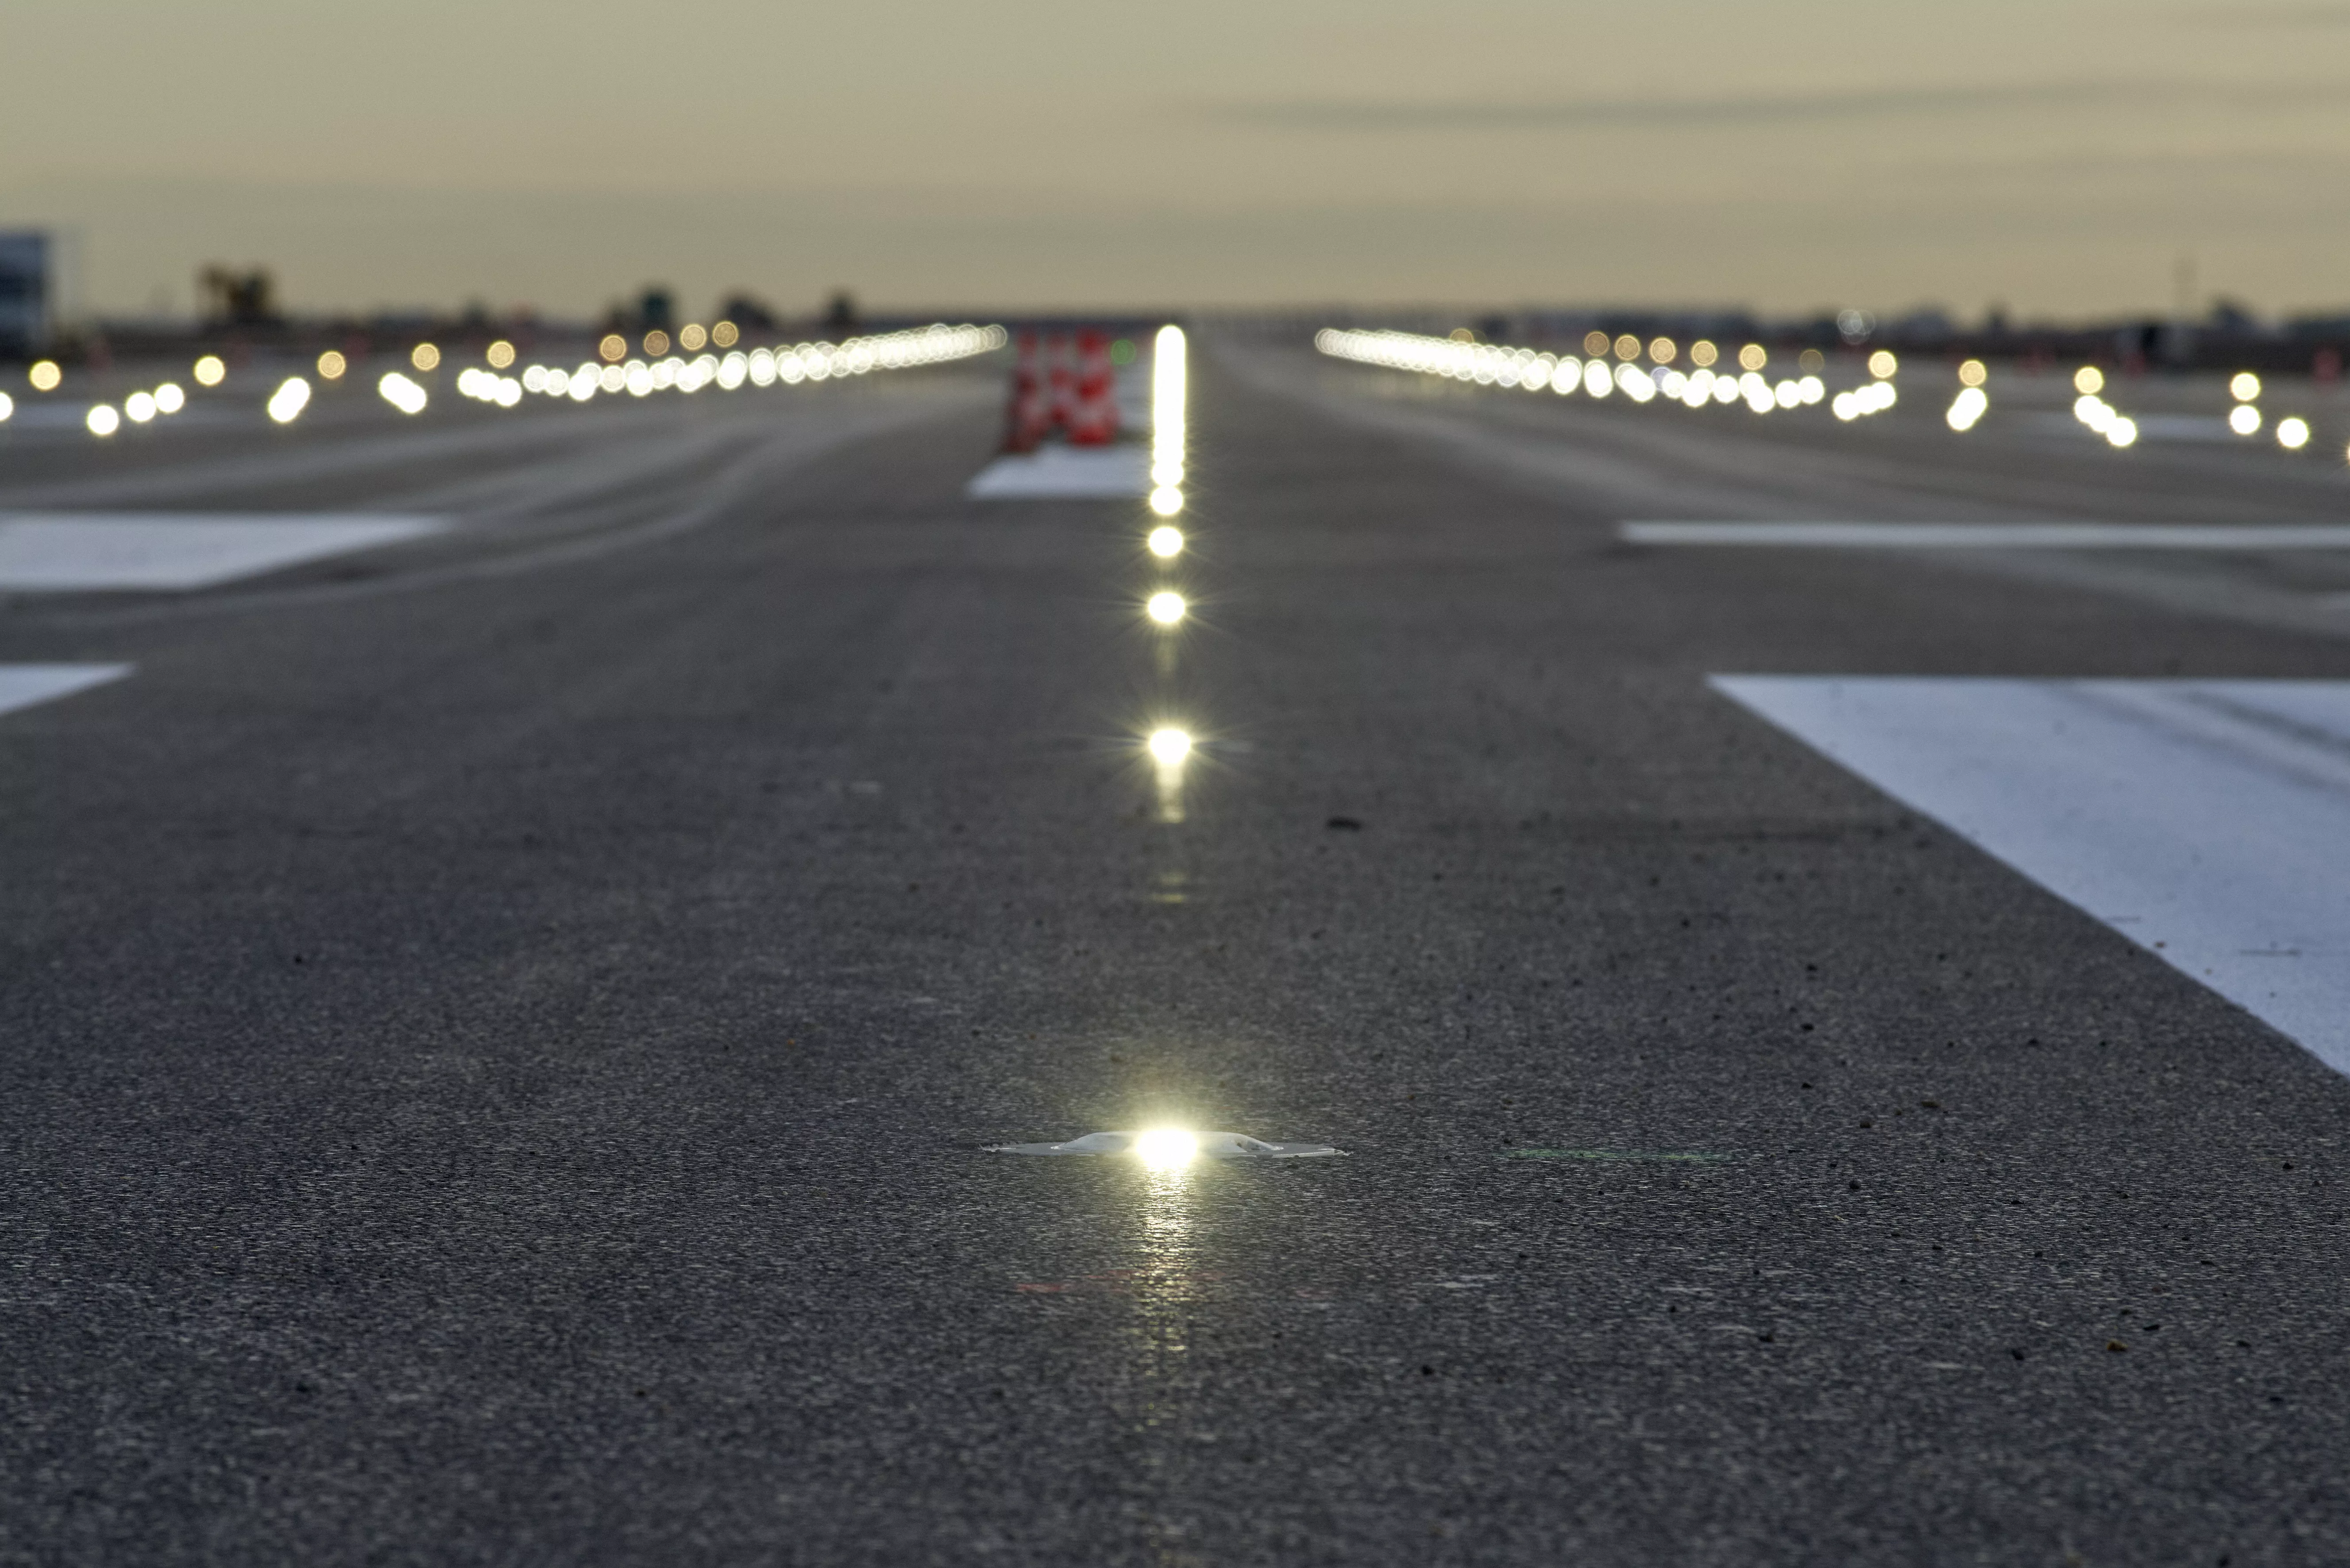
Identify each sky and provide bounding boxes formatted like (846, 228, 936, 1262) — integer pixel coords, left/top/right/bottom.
(3, 0, 2346, 322)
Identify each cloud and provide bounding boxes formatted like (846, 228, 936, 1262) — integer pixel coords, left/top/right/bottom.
(2177, 3, 2350, 23)
(1218, 79, 2346, 131)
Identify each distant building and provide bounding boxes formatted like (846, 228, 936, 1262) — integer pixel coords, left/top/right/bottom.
(0, 231, 49, 357)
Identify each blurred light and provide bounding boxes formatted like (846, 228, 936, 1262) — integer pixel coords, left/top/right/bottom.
(1148, 526, 1184, 558)
(411, 343, 440, 372)
(1798, 375, 1825, 405)
(154, 383, 185, 414)
(1958, 358, 1987, 387)
(679, 324, 708, 352)
(316, 350, 347, 380)
(2278, 416, 2311, 450)
(125, 390, 157, 423)
(193, 355, 226, 387)
(1739, 344, 1767, 372)
(494, 377, 521, 408)
(1798, 348, 1825, 372)
(378, 372, 428, 414)
(1584, 330, 1610, 356)
(266, 377, 311, 424)
(1690, 340, 1719, 368)
(1773, 378, 1801, 409)
(523, 366, 549, 393)
(86, 404, 119, 437)
(2230, 405, 2262, 435)
(1868, 350, 1898, 379)
(1551, 358, 1579, 393)
(1147, 591, 1187, 626)
(28, 360, 62, 392)
(1150, 485, 1184, 516)
(1147, 728, 1192, 765)
(1649, 336, 1677, 364)
(2107, 417, 2138, 448)
(1152, 458, 1184, 485)
(1832, 392, 1857, 421)
(643, 330, 670, 356)
(2073, 366, 2105, 395)
(1711, 374, 1740, 405)
(1584, 360, 1612, 397)
(712, 321, 740, 348)
(1614, 334, 1641, 361)
(1946, 385, 1989, 431)
(1661, 370, 1688, 398)
(486, 340, 515, 369)
(0, 392, 11, 422)
(1134, 1128, 1197, 1168)
(2230, 371, 2262, 402)
(718, 352, 748, 389)
(599, 334, 627, 362)
(598, 364, 625, 394)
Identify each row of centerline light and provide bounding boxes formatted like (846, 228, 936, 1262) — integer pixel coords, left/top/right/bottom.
(4, 325, 1006, 438)
(1315, 327, 1914, 423)
(1137, 328, 1196, 783)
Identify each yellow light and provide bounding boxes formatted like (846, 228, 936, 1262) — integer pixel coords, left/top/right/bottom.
(1613, 334, 1641, 361)
(598, 334, 627, 362)
(1958, 358, 1987, 387)
(28, 360, 61, 391)
(1148, 525, 1184, 559)
(411, 343, 440, 371)
(2230, 371, 2262, 402)
(86, 404, 120, 436)
(2073, 366, 2105, 395)
(1146, 728, 1192, 765)
(1690, 340, 1718, 368)
(1868, 349, 1898, 379)
(1740, 343, 1768, 372)
(2278, 416, 2310, 450)
(1583, 330, 1609, 356)
(193, 355, 226, 387)
(679, 324, 707, 351)
(486, 339, 515, 368)
(712, 320, 739, 348)
(1648, 336, 1677, 364)
(1134, 1128, 1197, 1167)
(1150, 485, 1183, 516)
(644, 330, 671, 356)
(1146, 590, 1187, 626)
(316, 350, 347, 379)
(1798, 348, 1825, 371)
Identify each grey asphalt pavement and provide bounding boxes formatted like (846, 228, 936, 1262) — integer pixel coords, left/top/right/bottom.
(4, 339, 2348, 1566)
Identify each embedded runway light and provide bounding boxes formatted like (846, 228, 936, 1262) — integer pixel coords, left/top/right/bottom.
(2230, 372, 2262, 402)
(988, 1129, 1342, 1158)
(1133, 1128, 1199, 1168)
(125, 391, 156, 424)
(1148, 526, 1184, 558)
(2107, 416, 2138, 448)
(1946, 385, 1989, 431)
(1147, 728, 1192, 765)
(1690, 340, 1719, 367)
(1146, 590, 1187, 626)
(486, 340, 515, 368)
(316, 350, 347, 380)
(2230, 405, 2261, 435)
(193, 355, 226, 387)
(598, 334, 627, 362)
(2073, 366, 2105, 395)
(29, 360, 62, 392)
(410, 343, 440, 372)
(1868, 350, 1899, 379)
(679, 324, 707, 351)
(1958, 359, 1987, 387)
(1740, 343, 1768, 372)
(154, 382, 185, 414)
(378, 371, 428, 414)
(2278, 417, 2311, 450)
(712, 320, 739, 348)
(266, 377, 311, 424)
(86, 404, 120, 436)
(0, 392, 12, 422)
(1150, 485, 1184, 516)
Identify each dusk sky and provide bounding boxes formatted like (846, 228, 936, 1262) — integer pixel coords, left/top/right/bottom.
(5, 0, 2346, 321)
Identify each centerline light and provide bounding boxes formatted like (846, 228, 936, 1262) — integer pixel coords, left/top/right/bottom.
(1146, 590, 1187, 626)
(1147, 728, 1192, 765)
(1133, 1128, 1199, 1168)
(1148, 525, 1184, 559)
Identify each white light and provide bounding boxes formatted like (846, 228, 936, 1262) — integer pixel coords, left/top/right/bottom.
(154, 383, 185, 414)
(1551, 358, 1580, 394)
(378, 372, 428, 415)
(1150, 485, 1184, 516)
(598, 364, 625, 394)
(1584, 360, 1612, 397)
(1146, 728, 1192, 765)
(1133, 1128, 1198, 1168)
(86, 404, 120, 437)
(1146, 590, 1186, 626)
(1798, 375, 1825, 405)
(1945, 386, 1989, 432)
(266, 378, 311, 424)
(1774, 379, 1801, 409)
(125, 391, 157, 424)
(1148, 525, 1184, 558)
(2230, 371, 2262, 402)
(494, 377, 521, 408)
(2107, 417, 2138, 448)
(2278, 416, 2311, 450)
(0, 391, 12, 422)
(2229, 405, 2261, 436)
(522, 366, 548, 393)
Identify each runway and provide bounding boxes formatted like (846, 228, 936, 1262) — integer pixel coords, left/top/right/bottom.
(4, 332, 2349, 1565)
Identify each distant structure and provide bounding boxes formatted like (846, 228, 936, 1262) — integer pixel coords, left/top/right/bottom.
(719, 293, 778, 330)
(824, 290, 859, 333)
(638, 287, 675, 332)
(0, 231, 50, 357)
(199, 265, 277, 326)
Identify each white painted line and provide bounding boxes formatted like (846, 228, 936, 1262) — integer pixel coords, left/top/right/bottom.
(1624, 522, 2350, 549)
(966, 445, 1151, 500)
(0, 513, 448, 591)
(0, 663, 132, 718)
(1713, 676, 2350, 1075)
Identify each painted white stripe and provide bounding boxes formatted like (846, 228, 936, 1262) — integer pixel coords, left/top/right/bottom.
(1625, 522, 2350, 549)
(0, 513, 447, 590)
(966, 446, 1151, 499)
(0, 663, 132, 718)
(1713, 676, 2350, 1075)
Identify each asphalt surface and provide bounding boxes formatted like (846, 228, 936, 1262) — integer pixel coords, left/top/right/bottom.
(4, 339, 2350, 1566)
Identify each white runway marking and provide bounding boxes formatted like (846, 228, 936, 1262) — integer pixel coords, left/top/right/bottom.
(1624, 522, 2350, 549)
(1714, 676, 2350, 1075)
(0, 663, 132, 718)
(966, 446, 1151, 499)
(0, 513, 447, 591)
